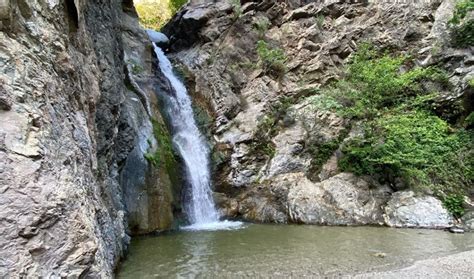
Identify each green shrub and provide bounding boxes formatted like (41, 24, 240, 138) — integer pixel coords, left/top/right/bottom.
(448, 0, 474, 47)
(339, 111, 473, 193)
(256, 40, 287, 77)
(443, 194, 465, 218)
(313, 44, 448, 119)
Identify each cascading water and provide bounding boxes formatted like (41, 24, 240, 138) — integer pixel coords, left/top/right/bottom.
(152, 43, 242, 231)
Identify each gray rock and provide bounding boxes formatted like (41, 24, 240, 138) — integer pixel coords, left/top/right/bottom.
(383, 191, 454, 228)
(0, 0, 177, 277)
(287, 173, 390, 225)
(461, 211, 474, 231)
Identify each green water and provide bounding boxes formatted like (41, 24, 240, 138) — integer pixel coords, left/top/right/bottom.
(117, 224, 474, 278)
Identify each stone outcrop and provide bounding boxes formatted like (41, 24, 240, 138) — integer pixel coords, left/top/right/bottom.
(163, 0, 472, 228)
(0, 0, 179, 276)
(383, 191, 454, 228)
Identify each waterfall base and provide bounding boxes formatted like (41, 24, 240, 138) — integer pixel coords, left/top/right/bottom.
(181, 220, 244, 231)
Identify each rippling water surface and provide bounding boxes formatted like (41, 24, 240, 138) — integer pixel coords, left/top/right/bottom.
(117, 224, 474, 278)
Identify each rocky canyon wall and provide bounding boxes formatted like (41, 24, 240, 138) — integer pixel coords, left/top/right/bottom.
(0, 0, 178, 276)
(162, 0, 473, 228)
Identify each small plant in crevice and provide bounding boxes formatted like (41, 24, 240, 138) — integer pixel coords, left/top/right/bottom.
(254, 17, 271, 38)
(256, 40, 287, 78)
(315, 14, 325, 29)
(128, 59, 144, 75)
(306, 136, 345, 181)
(144, 118, 178, 177)
(249, 97, 298, 159)
(443, 194, 465, 218)
(231, 0, 242, 20)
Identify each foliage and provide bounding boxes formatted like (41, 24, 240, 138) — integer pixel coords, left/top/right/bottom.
(307, 137, 344, 180)
(256, 40, 287, 78)
(443, 194, 465, 218)
(135, 1, 172, 30)
(312, 44, 449, 119)
(169, 0, 187, 13)
(254, 17, 271, 38)
(469, 77, 474, 88)
(135, 0, 187, 30)
(449, 0, 474, 25)
(315, 14, 325, 29)
(231, 0, 242, 20)
(249, 97, 297, 158)
(128, 59, 144, 75)
(145, 118, 177, 174)
(339, 111, 473, 193)
(465, 112, 474, 126)
(448, 0, 474, 47)
(250, 115, 277, 158)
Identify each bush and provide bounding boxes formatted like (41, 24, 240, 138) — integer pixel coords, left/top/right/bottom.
(449, 0, 474, 47)
(313, 44, 448, 119)
(256, 40, 287, 77)
(339, 111, 473, 194)
(443, 194, 465, 218)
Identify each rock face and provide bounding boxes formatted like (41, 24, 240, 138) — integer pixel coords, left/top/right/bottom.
(163, 0, 471, 228)
(383, 191, 454, 228)
(288, 173, 390, 225)
(0, 0, 179, 276)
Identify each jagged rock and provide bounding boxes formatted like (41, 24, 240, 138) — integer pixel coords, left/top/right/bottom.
(383, 191, 454, 229)
(0, 0, 178, 276)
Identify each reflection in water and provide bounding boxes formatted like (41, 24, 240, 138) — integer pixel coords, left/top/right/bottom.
(118, 225, 474, 278)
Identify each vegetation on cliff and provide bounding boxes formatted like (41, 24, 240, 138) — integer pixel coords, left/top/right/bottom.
(306, 44, 473, 214)
(449, 0, 474, 47)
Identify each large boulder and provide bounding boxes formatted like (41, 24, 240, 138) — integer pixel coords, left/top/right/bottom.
(287, 173, 391, 225)
(383, 191, 454, 228)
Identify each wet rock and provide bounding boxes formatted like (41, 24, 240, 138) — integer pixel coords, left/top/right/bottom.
(383, 191, 454, 228)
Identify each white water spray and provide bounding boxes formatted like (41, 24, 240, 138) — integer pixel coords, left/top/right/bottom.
(152, 43, 242, 231)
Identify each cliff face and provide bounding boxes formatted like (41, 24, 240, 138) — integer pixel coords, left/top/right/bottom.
(163, 0, 473, 228)
(0, 0, 178, 276)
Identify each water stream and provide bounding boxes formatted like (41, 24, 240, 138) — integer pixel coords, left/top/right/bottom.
(153, 44, 241, 231)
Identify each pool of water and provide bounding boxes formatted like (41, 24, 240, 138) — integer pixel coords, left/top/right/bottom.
(117, 224, 474, 278)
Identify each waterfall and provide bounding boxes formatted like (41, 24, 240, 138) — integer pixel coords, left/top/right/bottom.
(152, 43, 242, 231)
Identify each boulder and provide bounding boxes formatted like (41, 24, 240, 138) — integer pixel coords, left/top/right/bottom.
(287, 172, 390, 225)
(383, 191, 454, 228)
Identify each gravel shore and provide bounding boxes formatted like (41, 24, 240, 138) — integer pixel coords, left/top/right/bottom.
(355, 250, 474, 278)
